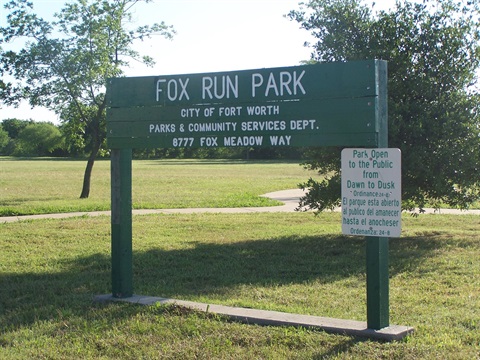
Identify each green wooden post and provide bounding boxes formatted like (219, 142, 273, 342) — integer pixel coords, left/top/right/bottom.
(366, 60, 389, 330)
(366, 237, 389, 329)
(111, 148, 133, 298)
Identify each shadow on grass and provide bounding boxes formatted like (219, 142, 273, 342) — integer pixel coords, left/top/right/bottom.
(135, 234, 447, 298)
(134, 234, 366, 297)
(0, 232, 442, 335)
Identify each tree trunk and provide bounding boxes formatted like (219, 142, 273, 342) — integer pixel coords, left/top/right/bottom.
(79, 131, 102, 198)
(79, 101, 107, 199)
(80, 145, 100, 198)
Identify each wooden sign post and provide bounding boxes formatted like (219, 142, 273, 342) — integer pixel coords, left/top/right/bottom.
(106, 60, 391, 330)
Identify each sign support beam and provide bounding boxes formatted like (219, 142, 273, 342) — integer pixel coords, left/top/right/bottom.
(366, 236, 389, 329)
(111, 148, 133, 298)
(367, 61, 389, 329)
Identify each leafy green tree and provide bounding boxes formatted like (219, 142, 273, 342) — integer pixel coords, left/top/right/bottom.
(1, 118, 35, 155)
(0, 0, 174, 198)
(288, 0, 480, 211)
(0, 126, 9, 154)
(15, 122, 64, 156)
(1, 118, 33, 139)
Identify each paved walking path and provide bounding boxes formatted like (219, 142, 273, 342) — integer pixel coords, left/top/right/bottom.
(2, 189, 480, 223)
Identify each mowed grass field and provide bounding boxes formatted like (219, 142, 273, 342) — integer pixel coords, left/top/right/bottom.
(1, 158, 479, 358)
(0, 158, 314, 216)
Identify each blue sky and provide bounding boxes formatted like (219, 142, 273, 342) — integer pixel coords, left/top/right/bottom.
(1, 0, 395, 122)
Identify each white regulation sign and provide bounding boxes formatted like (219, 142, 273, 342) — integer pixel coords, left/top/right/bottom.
(341, 148, 401, 238)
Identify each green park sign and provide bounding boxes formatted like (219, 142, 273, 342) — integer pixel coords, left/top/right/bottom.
(107, 60, 386, 149)
(106, 60, 403, 333)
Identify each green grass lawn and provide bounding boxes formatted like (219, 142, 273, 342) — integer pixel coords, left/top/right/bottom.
(1, 212, 479, 358)
(1, 158, 479, 358)
(0, 158, 314, 216)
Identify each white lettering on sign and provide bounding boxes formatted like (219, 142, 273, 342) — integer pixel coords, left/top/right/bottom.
(202, 75, 239, 100)
(156, 69, 308, 103)
(341, 148, 402, 238)
(180, 108, 200, 118)
(246, 105, 280, 116)
(148, 111, 322, 148)
(219, 106, 242, 116)
(156, 78, 190, 101)
(188, 122, 237, 133)
(251, 70, 306, 97)
(290, 120, 317, 130)
(241, 121, 286, 132)
(200, 137, 218, 147)
(269, 135, 291, 146)
(224, 136, 264, 147)
(149, 123, 176, 133)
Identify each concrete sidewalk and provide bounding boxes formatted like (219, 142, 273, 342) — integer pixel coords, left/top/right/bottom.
(0, 189, 305, 223)
(2, 188, 480, 223)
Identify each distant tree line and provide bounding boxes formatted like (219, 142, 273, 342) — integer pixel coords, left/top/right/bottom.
(0, 119, 65, 157)
(0, 118, 305, 160)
